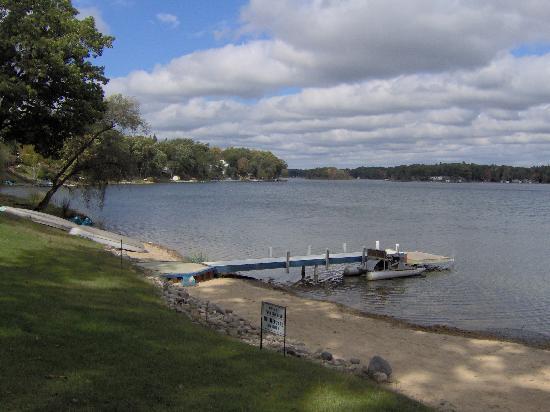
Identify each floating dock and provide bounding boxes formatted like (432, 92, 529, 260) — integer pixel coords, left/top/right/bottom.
(138, 249, 453, 282)
(205, 251, 368, 273)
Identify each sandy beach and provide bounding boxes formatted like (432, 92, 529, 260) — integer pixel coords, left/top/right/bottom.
(184, 277, 550, 412)
(101, 228, 550, 411)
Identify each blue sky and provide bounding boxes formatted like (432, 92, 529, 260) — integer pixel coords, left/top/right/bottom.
(76, 0, 248, 77)
(76, 1, 550, 168)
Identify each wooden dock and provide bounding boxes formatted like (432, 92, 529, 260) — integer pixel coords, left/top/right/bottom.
(138, 247, 452, 282)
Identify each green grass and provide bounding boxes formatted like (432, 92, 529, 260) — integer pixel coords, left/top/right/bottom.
(0, 214, 429, 412)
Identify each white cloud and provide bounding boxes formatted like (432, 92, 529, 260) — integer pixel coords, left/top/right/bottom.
(78, 7, 110, 34)
(156, 13, 180, 29)
(108, 1, 550, 100)
(107, 1, 550, 167)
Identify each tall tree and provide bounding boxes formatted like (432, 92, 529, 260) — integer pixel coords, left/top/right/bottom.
(35, 94, 147, 210)
(20, 144, 45, 181)
(0, 0, 113, 156)
(0, 141, 8, 177)
(127, 136, 167, 179)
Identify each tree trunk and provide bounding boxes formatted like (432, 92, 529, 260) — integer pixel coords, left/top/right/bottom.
(35, 180, 63, 211)
(33, 126, 112, 211)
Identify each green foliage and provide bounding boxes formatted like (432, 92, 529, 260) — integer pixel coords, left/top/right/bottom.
(144, 140, 287, 181)
(35, 94, 148, 210)
(158, 138, 219, 180)
(0, 141, 8, 177)
(19, 144, 42, 167)
(19, 144, 47, 180)
(127, 135, 167, 178)
(77, 131, 134, 183)
(347, 163, 550, 183)
(0, 216, 428, 412)
(222, 146, 287, 179)
(0, 0, 114, 156)
(289, 163, 550, 183)
(100, 94, 148, 134)
(291, 167, 352, 180)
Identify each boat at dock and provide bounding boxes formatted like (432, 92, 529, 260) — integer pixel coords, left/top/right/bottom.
(366, 266, 426, 280)
(343, 248, 453, 280)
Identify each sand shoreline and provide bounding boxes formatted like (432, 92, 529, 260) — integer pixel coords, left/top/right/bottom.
(113, 237, 549, 411)
(249, 278, 550, 351)
(182, 277, 550, 412)
(121, 237, 550, 351)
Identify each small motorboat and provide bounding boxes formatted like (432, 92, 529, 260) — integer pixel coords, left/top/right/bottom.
(364, 248, 427, 281)
(338, 246, 453, 280)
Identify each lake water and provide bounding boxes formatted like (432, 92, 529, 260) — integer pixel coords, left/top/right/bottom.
(3, 179, 550, 345)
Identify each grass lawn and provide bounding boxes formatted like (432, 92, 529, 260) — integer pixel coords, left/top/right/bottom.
(0, 214, 429, 411)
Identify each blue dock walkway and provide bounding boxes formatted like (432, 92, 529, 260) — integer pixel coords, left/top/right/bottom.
(204, 251, 366, 274)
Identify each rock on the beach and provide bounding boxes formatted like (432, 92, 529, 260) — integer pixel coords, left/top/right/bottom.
(350, 358, 361, 364)
(213, 305, 225, 314)
(438, 400, 457, 412)
(286, 348, 297, 357)
(320, 351, 333, 361)
(367, 355, 392, 377)
(371, 371, 388, 383)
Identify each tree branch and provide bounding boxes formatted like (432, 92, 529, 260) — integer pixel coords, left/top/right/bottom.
(51, 124, 113, 185)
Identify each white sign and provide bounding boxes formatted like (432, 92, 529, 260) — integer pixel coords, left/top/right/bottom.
(261, 301, 286, 336)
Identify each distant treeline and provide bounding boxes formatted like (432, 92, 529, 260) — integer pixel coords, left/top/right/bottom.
(288, 163, 550, 183)
(4, 137, 287, 182)
(287, 167, 352, 180)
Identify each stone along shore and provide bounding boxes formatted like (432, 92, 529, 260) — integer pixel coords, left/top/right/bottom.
(151, 275, 394, 384)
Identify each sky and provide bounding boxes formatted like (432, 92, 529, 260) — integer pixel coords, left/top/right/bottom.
(76, 0, 550, 168)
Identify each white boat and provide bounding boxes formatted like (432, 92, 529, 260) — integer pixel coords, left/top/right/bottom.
(0, 206, 78, 231)
(69, 226, 146, 253)
(366, 267, 426, 280)
(0, 205, 146, 253)
(363, 248, 430, 280)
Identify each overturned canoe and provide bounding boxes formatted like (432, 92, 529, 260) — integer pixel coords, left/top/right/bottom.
(69, 226, 146, 253)
(366, 267, 426, 281)
(0, 206, 78, 231)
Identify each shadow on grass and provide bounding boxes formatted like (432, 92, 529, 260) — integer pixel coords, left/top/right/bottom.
(0, 216, 426, 411)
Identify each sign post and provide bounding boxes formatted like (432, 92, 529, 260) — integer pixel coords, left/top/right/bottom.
(260, 301, 287, 356)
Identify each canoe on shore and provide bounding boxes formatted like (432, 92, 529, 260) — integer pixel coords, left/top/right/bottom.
(0, 206, 146, 253)
(0, 206, 78, 231)
(69, 226, 146, 253)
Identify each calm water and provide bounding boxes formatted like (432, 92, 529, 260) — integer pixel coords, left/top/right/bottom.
(4, 180, 550, 344)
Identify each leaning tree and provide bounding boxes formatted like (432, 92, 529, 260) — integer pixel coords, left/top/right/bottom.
(35, 94, 148, 211)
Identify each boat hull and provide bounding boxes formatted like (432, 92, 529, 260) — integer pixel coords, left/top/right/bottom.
(366, 267, 426, 280)
(69, 227, 146, 252)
